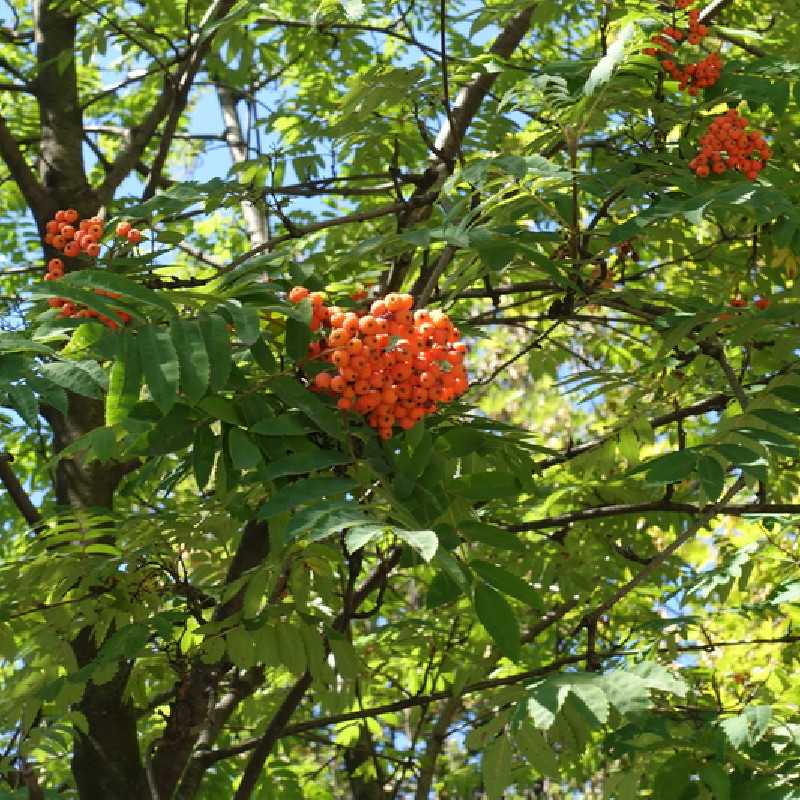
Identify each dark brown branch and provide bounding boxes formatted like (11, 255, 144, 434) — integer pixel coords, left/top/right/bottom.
(586, 476, 747, 621)
(225, 193, 438, 272)
(383, 5, 537, 291)
(534, 392, 733, 471)
(506, 499, 800, 533)
(0, 117, 46, 211)
(0, 454, 42, 528)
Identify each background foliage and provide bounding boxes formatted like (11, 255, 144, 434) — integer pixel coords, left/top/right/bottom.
(1, 0, 800, 797)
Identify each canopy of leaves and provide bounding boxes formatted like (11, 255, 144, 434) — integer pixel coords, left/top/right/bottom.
(0, 0, 800, 798)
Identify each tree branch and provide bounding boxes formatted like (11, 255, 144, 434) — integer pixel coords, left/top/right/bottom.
(505, 498, 800, 532)
(383, 4, 538, 291)
(224, 193, 438, 272)
(0, 453, 42, 529)
(229, 547, 403, 799)
(585, 476, 747, 620)
(0, 117, 46, 211)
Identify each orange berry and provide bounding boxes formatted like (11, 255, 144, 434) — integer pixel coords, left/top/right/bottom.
(86, 243, 101, 258)
(289, 286, 309, 303)
(52, 235, 66, 250)
(358, 315, 379, 335)
(370, 299, 388, 317)
(64, 209, 79, 224)
(54, 210, 68, 222)
(64, 241, 81, 257)
(328, 328, 351, 347)
(314, 372, 333, 390)
(46, 220, 60, 234)
(47, 258, 64, 275)
(127, 228, 142, 244)
(331, 350, 350, 368)
(116, 221, 132, 237)
(330, 375, 347, 393)
(337, 397, 353, 410)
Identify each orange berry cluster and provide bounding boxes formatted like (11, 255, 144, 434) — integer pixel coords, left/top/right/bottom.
(41, 214, 141, 329)
(44, 208, 105, 258)
(643, 0, 722, 96)
(47, 287, 131, 329)
(288, 287, 469, 440)
(689, 109, 771, 180)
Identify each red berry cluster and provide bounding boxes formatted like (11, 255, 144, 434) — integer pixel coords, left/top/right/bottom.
(730, 294, 769, 310)
(288, 287, 469, 440)
(44, 209, 105, 258)
(643, 0, 722, 96)
(718, 294, 770, 320)
(689, 109, 771, 180)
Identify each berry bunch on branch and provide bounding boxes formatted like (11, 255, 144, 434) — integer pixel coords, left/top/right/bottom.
(289, 288, 469, 440)
(689, 109, 771, 179)
(644, 0, 722, 96)
(42, 211, 144, 328)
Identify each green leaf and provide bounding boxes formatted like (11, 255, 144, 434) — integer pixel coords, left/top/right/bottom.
(458, 520, 524, 552)
(628, 662, 688, 697)
(259, 477, 357, 519)
(268, 376, 346, 440)
(514, 723, 560, 779)
(697, 454, 725, 501)
(720, 713, 750, 749)
(340, 0, 365, 20)
(97, 623, 150, 661)
(0, 332, 54, 355)
(713, 443, 762, 465)
(226, 627, 257, 668)
(719, 705, 771, 749)
(482, 734, 513, 800)
(8, 383, 38, 427)
(222, 301, 260, 345)
(699, 764, 731, 800)
(644, 449, 698, 483)
(228, 428, 263, 470)
(474, 582, 520, 660)
(105, 333, 141, 424)
(653, 753, 690, 800)
(251, 335, 278, 372)
(471, 561, 542, 609)
(250, 413, 312, 436)
(41, 360, 106, 399)
(62, 269, 176, 316)
(286, 316, 312, 361)
(198, 313, 232, 392)
(170, 319, 210, 404)
(345, 524, 385, 553)
(394, 529, 438, 562)
(139, 325, 180, 413)
(192, 425, 217, 490)
(750, 407, 800, 434)
(426, 570, 463, 608)
(261, 449, 350, 481)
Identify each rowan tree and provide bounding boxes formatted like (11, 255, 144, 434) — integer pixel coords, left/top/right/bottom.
(1, 0, 800, 798)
